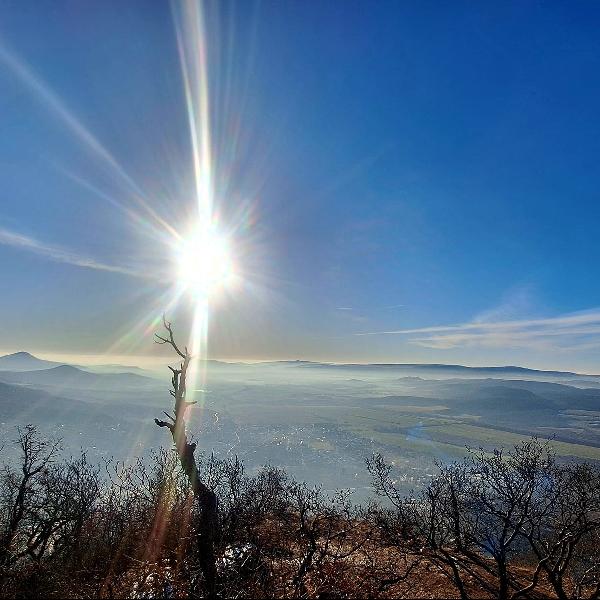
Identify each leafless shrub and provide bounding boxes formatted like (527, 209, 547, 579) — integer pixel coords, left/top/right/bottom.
(2, 421, 600, 599)
(369, 439, 600, 600)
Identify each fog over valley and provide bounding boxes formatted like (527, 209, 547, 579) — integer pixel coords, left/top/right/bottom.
(2, 351, 600, 502)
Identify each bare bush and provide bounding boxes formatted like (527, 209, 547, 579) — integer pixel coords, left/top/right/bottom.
(369, 439, 600, 600)
(2, 421, 600, 598)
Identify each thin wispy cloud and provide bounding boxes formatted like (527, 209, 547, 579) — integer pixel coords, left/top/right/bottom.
(0, 226, 144, 278)
(335, 303, 403, 312)
(355, 309, 600, 351)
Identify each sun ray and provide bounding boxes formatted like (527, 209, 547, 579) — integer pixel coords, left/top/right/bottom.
(171, 0, 220, 404)
(0, 42, 187, 255)
(173, 0, 214, 223)
(0, 43, 144, 199)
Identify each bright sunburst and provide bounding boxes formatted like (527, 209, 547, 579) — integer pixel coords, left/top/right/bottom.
(177, 223, 234, 299)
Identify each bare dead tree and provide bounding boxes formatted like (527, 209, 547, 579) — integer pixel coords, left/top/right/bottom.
(0, 425, 60, 566)
(154, 316, 219, 597)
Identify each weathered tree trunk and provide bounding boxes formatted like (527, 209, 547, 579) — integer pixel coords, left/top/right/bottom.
(176, 431, 219, 597)
(154, 318, 220, 598)
(195, 485, 219, 597)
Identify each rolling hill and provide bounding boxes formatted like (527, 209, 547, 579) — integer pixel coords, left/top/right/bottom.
(0, 364, 156, 389)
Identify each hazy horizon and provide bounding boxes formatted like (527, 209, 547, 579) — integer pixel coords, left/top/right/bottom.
(1, 348, 599, 377)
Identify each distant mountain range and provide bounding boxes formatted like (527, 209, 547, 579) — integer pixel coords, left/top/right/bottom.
(0, 351, 238, 374)
(82, 364, 149, 375)
(1, 351, 598, 383)
(216, 359, 592, 379)
(0, 352, 159, 390)
(0, 351, 152, 376)
(0, 351, 63, 371)
(285, 361, 600, 380)
(0, 364, 156, 389)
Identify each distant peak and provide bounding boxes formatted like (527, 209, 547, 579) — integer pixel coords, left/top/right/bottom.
(0, 351, 60, 371)
(49, 364, 82, 373)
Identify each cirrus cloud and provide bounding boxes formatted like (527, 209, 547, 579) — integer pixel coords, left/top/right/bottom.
(355, 309, 600, 352)
(0, 226, 146, 278)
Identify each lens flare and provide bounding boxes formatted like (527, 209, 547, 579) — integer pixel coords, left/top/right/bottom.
(177, 224, 234, 298)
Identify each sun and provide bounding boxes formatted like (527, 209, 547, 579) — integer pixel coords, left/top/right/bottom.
(176, 223, 234, 298)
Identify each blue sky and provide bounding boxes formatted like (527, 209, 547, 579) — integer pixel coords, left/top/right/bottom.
(1, 1, 600, 371)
